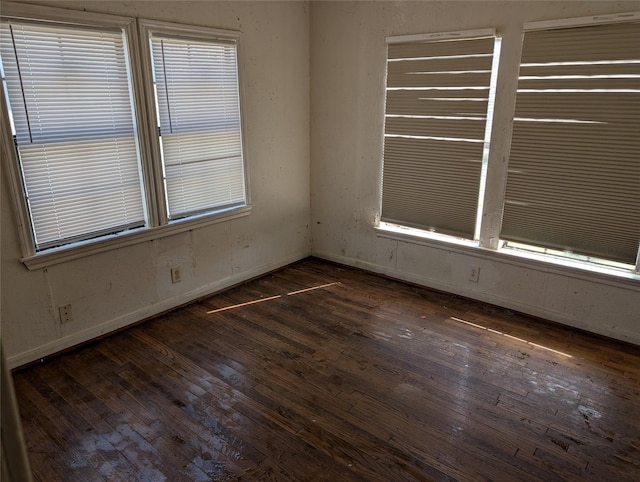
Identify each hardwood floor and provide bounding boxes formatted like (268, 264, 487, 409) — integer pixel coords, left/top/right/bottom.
(12, 258, 640, 481)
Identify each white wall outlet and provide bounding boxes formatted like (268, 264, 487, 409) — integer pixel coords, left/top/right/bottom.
(469, 266, 480, 282)
(171, 266, 182, 284)
(59, 304, 73, 323)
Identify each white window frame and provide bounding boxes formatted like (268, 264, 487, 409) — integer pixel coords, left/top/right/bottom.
(0, 2, 251, 270)
(137, 19, 249, 225)
(380, 28, 501, 242)
(376, 13, 640, 279)
(498, 11, 640, 275)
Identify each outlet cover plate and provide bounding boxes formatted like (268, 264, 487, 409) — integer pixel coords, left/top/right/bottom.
(59, 304, 73, 323)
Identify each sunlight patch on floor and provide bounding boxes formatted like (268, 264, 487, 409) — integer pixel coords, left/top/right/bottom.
(287, 282, 340, 296)
(207, 282, 341, 314)
(450, 316, 572, 358)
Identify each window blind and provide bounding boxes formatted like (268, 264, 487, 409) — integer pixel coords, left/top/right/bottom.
(502, 22, 640, 264)
(150, 34, 246, 219)
(0, 20, 144, 249)
(381, 34, 497, 238)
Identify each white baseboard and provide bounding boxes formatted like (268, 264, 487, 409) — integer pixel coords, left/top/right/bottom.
(8, 251, 309, 370)
(312, 250, 640, 347)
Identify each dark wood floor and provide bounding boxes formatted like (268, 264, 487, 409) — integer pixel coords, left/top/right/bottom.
(12, 258, 640, 481)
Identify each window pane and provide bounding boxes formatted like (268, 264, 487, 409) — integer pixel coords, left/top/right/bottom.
(0, 20, 145, 249)
(381, 34, 498, 239)
(502, 22, 640, 264)
(150, 34, 246, 219)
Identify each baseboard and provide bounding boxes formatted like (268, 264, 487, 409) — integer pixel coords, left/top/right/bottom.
(312, 250, 640, 347)
(8, 251, 310, 370)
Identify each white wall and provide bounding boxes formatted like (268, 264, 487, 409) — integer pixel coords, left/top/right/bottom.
(3, 1, 639, 369)
(1, 1, 311, 367)
(310, 1, 640, 345)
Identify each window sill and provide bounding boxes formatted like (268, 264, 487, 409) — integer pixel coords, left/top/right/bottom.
(375, 222, 640, 290)
(375, 222, 480, 250)
(21, 205, 252, 271)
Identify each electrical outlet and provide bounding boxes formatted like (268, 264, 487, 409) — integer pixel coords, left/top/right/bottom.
(468, 266, 480, 282)
(59, 304, 73, 323)
(171, 266, 182, 284)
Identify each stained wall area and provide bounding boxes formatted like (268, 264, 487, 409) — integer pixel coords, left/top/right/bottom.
(310, 1, 640, 344)
(1, 1, 311, 367)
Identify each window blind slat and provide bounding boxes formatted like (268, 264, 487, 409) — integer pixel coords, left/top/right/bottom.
(519, 63, 640, 77)
(387, 71, 492, 88)
(517, 77, 639, 90)
(160, 131, 242, 167)
(0, 19, 145, 249)
(388, 37, 495, 59)
(514, 92, 637, 123)
(388, 56, 494, 74)
(385, 117, 487, 140)
(510, 123, 638, 142)
(502, 21, 640, 264)
(385, 90, 489, 116)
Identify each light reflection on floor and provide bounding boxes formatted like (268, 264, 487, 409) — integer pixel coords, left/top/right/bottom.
(450, 316, 573, 358)
(206, 282, 341, 314)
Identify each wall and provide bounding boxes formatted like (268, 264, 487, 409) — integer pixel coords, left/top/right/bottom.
(3, 0, 639, 369)
(310, 1, 640, 345)
(2, 1, 311, 367)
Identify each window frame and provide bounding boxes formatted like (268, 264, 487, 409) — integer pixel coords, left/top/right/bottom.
(137, 18, 250, 226)
(1, 14, 149, 250)
(499, 12, 640, 272)
(0, 2, 251, 270)
(380, 28, 501, 241)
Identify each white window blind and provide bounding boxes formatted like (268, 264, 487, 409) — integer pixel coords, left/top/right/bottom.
(502, 22, 640, 264)
(381, 33, 498, 239)
(0, 20, 145, 250)
(150, 33, 246, 219)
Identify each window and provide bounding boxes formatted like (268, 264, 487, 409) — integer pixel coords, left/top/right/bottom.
(1, 17, 145, 250)
(502, 20, 640, 267)
(0, 5, 248, 265)
(145, 24, 246, 220)
(379, 15, 640, 275)
(381, 30, 500, 239)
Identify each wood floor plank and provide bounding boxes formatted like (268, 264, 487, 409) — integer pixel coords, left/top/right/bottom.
(11, 257, 640, 481)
